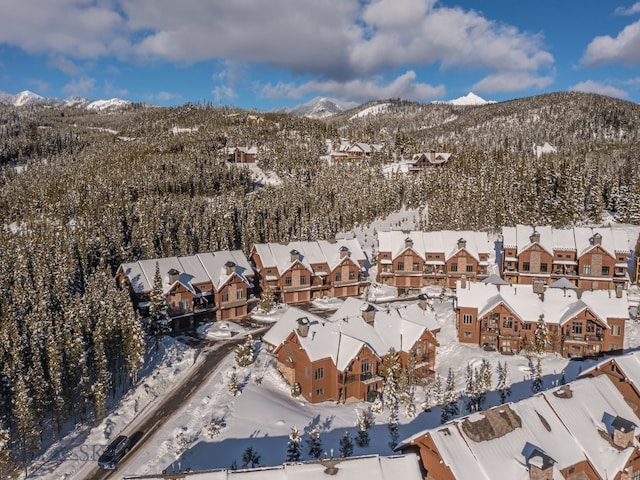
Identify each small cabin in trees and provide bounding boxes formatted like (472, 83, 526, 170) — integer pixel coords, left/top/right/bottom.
(501, 225, 629, 290)
(116, 250, 254, 330)
(329, 140, 382, 163)
(250, 238, 368, 304)
(409, 151, 453, 170)
(455, 277, 628, 357)
(377, 230, 491, 291)
(263, 298, 439, 404)
(399, 375, 640, 480)
(226, 146, 257, 163)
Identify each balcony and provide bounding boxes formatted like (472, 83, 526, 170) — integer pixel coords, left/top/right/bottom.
(338, 373, 381, 384)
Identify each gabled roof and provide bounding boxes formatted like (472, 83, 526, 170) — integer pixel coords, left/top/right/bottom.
(196, 250, 253, 290)
(456, 281, 628, 326)
(582, 350, 640, 390)
(502, 224, 629, 258)
(377, 230, 490, 262)
(401, 376, 639, 480)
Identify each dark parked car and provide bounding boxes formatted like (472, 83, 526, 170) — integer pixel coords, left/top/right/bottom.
(98, 435, 130, 470)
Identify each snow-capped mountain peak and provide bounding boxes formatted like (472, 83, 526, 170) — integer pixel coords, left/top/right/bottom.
(279, 96, 359, 119)
(449, 92, 496, 106)
(0, 90, 131, 111)
(13, 90, 45, 106)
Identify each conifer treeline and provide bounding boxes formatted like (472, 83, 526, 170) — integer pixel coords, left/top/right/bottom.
(0, 94, 639, 471)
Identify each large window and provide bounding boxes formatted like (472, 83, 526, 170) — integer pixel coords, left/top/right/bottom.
(349, 271, 356, 280)
(314, 367, 324, 380)
(463, 314, 473, 324)
(522, 262, 530, 272)
(583, 265, 591, 275)
(611, 325, 622, 336)
(602, 266, 610, 276)
(572, 322, 583, 334)
(236, 289, 243, 300)
(300, 275, 307, 285)
(450, 263, 458, 272)
(503, 317, 513, 328)
(540, 263, 548, 272)
(361, 358, 371, 375)
(413, 262, 420, 272)
(335, 272, 342, 282)
(397, 262, 405, 271)
(221, 292, 229, 302)
(285, 276, 292, 286)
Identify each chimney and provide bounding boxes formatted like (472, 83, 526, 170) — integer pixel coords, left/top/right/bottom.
(167, 268, 180, 284)
(532, 279, 545, 295)
(297, 317, 310, 337)
(417, 293, 429, 311)
(405, 237, 413, 249)
(361, 304, 376, 324)
(225, 260, 236, 276)
(339, 245, 349, 258)
(592, 232, 602, 246)
(457, 237, 467, 250)
(616, 283, 624, 299)
(290, 249, 300, 263)
(531, 230, 541, 244)
(460, 275, 467, 290)
(612, 416, 636, 449)
(527, 451, 555, 480)
(576, 288, 583, 299)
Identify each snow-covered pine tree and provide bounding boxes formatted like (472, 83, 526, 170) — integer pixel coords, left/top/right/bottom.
(531, 358, 543, 393)
(148, 261, 171, 351)
(0, 422, 19, 478)
(534, 314, 548, 355)
(496, 362, 512, 404)
(387, 405, 399, 450)
(355, 408, 373, 448)
(286, 426, 302, 462)
(339, 431, 353, 458)
(441, 368, 459, 423)
(464, 364, 477, 413)
(235, 335, 255, 367)
(258, 285, 276, 313)
(306, 426, 322, 459)
(433, 374, 444, 407)
(381, 348, 401, 412)
(229, 371, 240, 396)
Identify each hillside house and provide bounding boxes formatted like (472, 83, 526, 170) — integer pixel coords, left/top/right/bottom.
(501, 225, 630, 290)
(400, 375, 640, 480)
(455, 277, 628, 357)
(329, 140, 382, 163)
(116, 250, 254, 329)
(250, 238, 368, 304)
(377, 230, 491, 291)
(409, 151, 453, 170)
(226, 146, 257, 163)
(263, 297, 439, 404)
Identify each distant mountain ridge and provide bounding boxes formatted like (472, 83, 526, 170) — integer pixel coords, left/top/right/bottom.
(0, 90, 131, 111)
(277, 96, 359, 119)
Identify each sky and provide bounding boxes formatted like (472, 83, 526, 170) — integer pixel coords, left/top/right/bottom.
(1, 0, 640, 110)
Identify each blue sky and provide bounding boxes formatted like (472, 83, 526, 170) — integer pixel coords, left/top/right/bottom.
(1, 0, 640, 109)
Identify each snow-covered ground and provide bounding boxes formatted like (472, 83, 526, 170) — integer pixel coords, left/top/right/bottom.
(26, 215, 640, 479)
(232, 162, 282, 186)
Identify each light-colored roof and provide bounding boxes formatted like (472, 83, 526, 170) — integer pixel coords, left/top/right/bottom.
(456, 280, 628, 326)
(252, 239, 367, 276)
(583, 350, 640, 394)
(119, 250, 253, 294)
(542, 376, 640, 479)
(377, 230, 490, 262)
(262, 306, 324, 349)
(402, 375, 639, 480)
(122, 454, 424, 480)
(502, 224, 629, 258)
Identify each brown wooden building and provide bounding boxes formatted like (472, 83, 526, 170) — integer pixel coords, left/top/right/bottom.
(501, 225, 630, 290)
(455, 277, 628, 357)
(377, 230, 491, 291)
(250, 238, 368, 304)
(263, 298, 439, 404)
(226, 146, 257, 163)
(400, 375, 640, 480)
(116, 250, 255, 329)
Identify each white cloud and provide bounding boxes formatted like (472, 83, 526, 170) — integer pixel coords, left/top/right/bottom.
(582, 19, 640, 66)
(472, 72, 554, 93)
(614, 2, 640, 15)
(63, 75, 96, 96)
(26, 78, 49, 93)
(569, 80, 628, 98)
(261, 70, 444, 102)
(48, 55, 82, 75)
(103, 81, 128, 98)
(212, 85, 237, 104)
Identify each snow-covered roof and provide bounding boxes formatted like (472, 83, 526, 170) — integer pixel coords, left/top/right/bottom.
(124, 454, 424, 480)
(402, 375, 639, 480)
(119, 250, 253, 294)
(377, 230, 490, 262)
(252, 239, 366, 276)
(267, 298, 438, 372)
(456, 281, 628, 326)
(542, 376, 640, 479)
(502, 224, 629, 258)
(583, 350, 640, 393)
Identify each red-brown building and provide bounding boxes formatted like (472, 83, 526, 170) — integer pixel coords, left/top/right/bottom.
(116, 250, 254, 329)
(263, 297, 439, 404)
(250, 238, 368, 304)
(377, 230, 491, 291)
(400, 375, 640, 480)
(501, 225, 630, 290)
(226, 146, 257, 163)
(455, 277, 628, 357)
